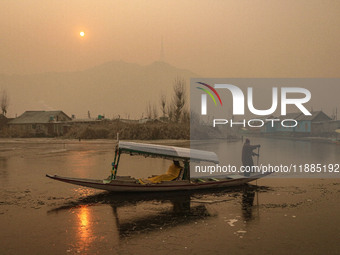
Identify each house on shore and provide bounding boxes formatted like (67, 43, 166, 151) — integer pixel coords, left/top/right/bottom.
(0, 114, 9, 131)
(261, 111, 332, 136)
(273, 112, 302, 133)
(8, 111, 72, 137)
(311, 120, 340, 136)
(295, 111, 332, 134)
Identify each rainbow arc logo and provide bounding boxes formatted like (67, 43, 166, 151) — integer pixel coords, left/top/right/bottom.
(196, 82, 223, 111)
(196, 82, 223, 106)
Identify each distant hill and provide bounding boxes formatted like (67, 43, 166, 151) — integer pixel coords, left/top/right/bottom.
(1, 61, 197, 119)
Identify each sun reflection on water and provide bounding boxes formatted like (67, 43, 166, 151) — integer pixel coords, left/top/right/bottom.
(76, 205, 93, 251)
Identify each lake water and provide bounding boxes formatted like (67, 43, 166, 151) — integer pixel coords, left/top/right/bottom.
(0, 138, 339, 254)
(191, 137, 340, 178)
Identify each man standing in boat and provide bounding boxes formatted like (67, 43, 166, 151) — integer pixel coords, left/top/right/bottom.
(242, 139, 260, 177)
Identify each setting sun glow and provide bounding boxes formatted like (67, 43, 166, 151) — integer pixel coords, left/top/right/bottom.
(80, 31, 85, 37)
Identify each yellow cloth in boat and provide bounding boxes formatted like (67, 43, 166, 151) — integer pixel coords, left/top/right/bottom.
(147, 163, 181, 183)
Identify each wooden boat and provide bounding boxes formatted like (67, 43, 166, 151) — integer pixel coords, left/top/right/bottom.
(46, 141, 270, 192)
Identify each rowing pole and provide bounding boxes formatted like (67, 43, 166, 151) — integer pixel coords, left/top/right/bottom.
(256, 146, 260, 166)
(256, 146, 260, 209)
(256, 146, 260, 186)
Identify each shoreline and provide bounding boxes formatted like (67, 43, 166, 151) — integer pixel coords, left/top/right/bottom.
(246, 134, 339, 144)
(0, 135, 337, 144)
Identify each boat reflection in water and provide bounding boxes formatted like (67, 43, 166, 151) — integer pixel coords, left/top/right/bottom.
(241, 186, 256, 221)
(48, 185, 260, 250)
(111, 192, 212, 238)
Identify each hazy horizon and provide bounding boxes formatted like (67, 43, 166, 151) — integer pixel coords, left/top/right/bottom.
(1, 0, 340, 77)
(1, 1, 340, 118)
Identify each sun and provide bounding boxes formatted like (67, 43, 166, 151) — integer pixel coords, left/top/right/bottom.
(80, 31, 85, 37)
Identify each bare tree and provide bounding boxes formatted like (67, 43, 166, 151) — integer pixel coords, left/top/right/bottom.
(172, 77, 186, 123)
(0, 89, 9, 116)
(181, 108, 190, 123)
(160, 94, 167, 118)
(152, 103, 158, 119)
(145, 102, 152, 119)
(167, 104, 175, 122)
(190, 110, 200, 125)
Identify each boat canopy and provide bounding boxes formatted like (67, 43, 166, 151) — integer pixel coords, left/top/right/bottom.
(118, 141, 219, 163)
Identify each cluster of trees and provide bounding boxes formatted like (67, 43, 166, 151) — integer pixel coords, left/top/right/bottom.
(145, 77, 189, 123)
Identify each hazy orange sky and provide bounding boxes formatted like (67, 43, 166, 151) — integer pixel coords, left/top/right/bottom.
(1, 0, 339, 77)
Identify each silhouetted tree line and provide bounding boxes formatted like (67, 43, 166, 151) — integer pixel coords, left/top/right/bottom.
(145, 76, 189, 123)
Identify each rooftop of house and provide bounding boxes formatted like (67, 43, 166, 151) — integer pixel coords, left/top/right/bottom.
(9, 111, 71, 124)
(295, 111, 332, 121)
(276, 111, 332, 121)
